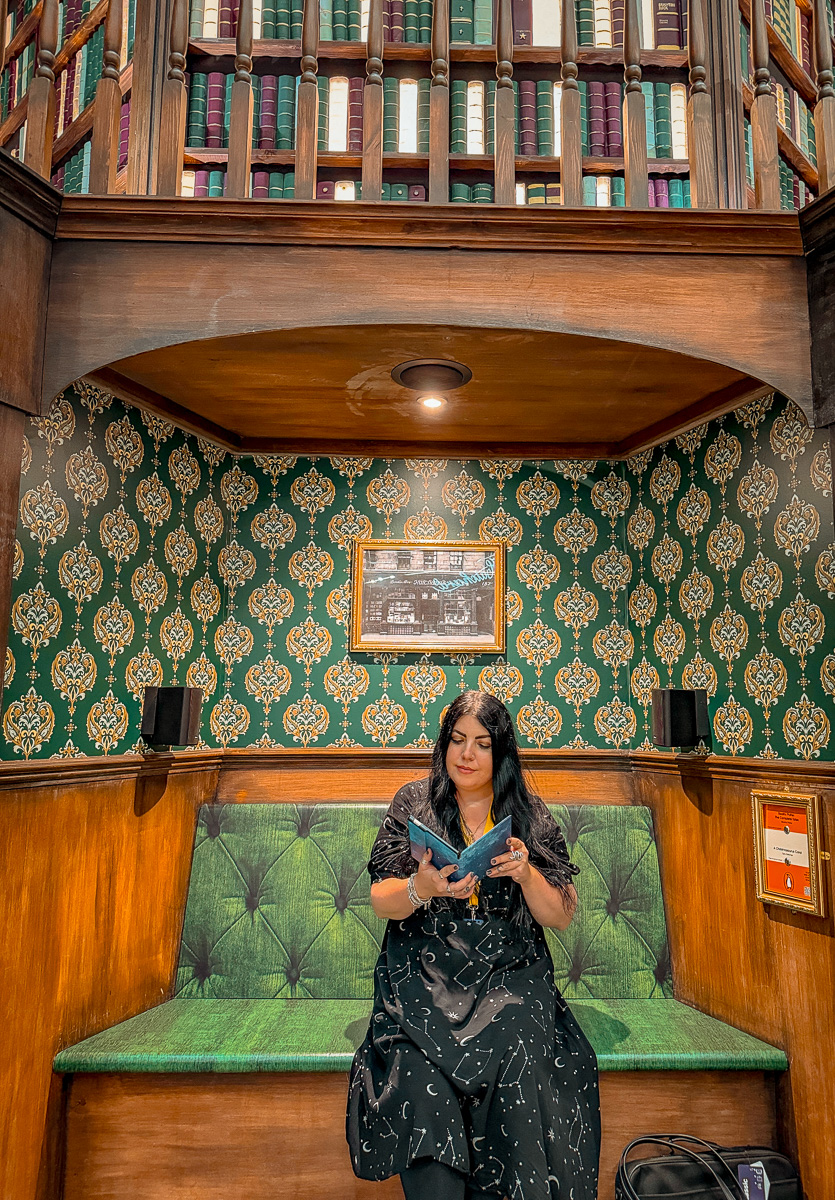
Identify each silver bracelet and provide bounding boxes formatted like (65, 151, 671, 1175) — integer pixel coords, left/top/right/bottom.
(407, 872, 430, 908)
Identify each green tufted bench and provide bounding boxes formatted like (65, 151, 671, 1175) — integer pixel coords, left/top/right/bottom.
(54, 803, 788, 1200)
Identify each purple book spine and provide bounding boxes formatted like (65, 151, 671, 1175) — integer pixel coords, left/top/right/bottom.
(348, 76, 364, 151)
(383, 0, 391, 38)
(317, 180, 336, 198)
(259, 74, 277, 148)
(519, 80, 537, 155)
(194, 169, 210, 196)
(219, 0, 234, 37)
(604, 82, 622, 156)
(118, 99, 130, 169)
(588, 81, 606, 156)
(206, 71, 225, 147)
(409, 184, 426, 200)
(512, 0, 533, 44)
(252, 169, 270, 196)
(647, 178, 656, 206)
(389, 0, 404, 40)
(62, 58, 76, 127)
(611, 0, 624, 46)
(654, 177, 669, 206)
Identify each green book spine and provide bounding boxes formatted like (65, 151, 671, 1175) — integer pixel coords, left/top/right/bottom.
(450, 78, 467, 152)
(486, 79, 496, 154)
(536, 79, 553, 154)
(611, 175, 625, 205)
(450, 182, 471, 200)
(317, 74, 329, 150)
(187, 73, 208, 145)
(348, 0, 362, 38)
(743, 119, 753, 187)
(259, 0, 275, 35)
(772, 0, 792, 48)
(641, 82, 655, 157)
(383, 76, 399, 150)
(251, 75, 261, 148)
(190, 0, 205, 37)
(390, 182, 410, 199)
(355, 180, 361, 198)
(405, 0, 420, 40)
(807, 110, 817, 167)
(576, 0, 594, 45)
(472, 180, 493, 201)
(450, 0, 474, 41)
(268, 170, 284, 196)
(582, 174, 597, 204)
(578, 79, 588, 154)
(223, 72, 233, 146)
(319, 0, 333, 38)
(683, 178, 690, 207)
(283, 170, 295, 197)
(275, 0, 290, 36)
(332, 0, 348, 38)
(417, 77, 431, 152)
(381, 182, 391, 199)
(81, 141, 91, 192)
(291, 0, 304, 36)
(474, 0, 491, 42)
(208, 168, 225, 195)
(277, 74, 296, 148)
(419, 0, 433, 41)
(653, 82, 672, 157)
(668, 176, 684, 207)
(739, 18, 750, 80)
(79, 44, 88, 114)
(526, 181, 546, 204)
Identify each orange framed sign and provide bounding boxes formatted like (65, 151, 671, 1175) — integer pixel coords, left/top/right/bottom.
(751, 791, 827, 917)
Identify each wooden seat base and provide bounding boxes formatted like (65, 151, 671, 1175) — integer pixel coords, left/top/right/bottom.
(61, 1069, 778, 1200)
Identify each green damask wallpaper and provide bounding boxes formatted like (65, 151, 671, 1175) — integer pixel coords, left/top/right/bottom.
(2, 382, 833, 759)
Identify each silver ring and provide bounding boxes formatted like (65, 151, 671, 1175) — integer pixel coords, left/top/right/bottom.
(511, 849, 523, 861)
(446, 882, 453, 894)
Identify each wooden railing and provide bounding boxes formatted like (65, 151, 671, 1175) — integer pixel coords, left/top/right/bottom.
(2, 0, 834, 208)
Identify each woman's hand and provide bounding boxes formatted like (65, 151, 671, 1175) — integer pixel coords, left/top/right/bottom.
(486, 837, 532, 885)
(415, 849, 478, 902)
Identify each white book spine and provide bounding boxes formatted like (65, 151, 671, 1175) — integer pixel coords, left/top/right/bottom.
(203, 0, 219, 37)
(253, 0, 263, 38)
(593, 0, 612, 46)
(516, 181, 527, 204)
(532, 0, 561, 45)
(596, 175, 611, 206)
(552, 80, 562, 156)
(467, 79, 485, 154)
(640, 0, 654, 48)
(361, 0, 370, 39)
(181, 169, 197, 195)
(334, 179, 357, 200)
(670, 81, 687, 158)
(399, 77, 419, 152)
(328, 75, 350, 151)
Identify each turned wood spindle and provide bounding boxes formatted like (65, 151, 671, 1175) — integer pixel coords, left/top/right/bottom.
(156, 0, 190, 195)
(494, 0, 515, 204)
(686, 0, 717, 208)
(362, 0, 384, 201)
(429, 0, 450, 203)
(227, 0, 255, 197)
(559, 0, 583, 206)
(89, 0, 124, 193)
(622, 0, 648, 208)
(813, 0, 835, 195)
(749, 0, 780, 208)
(295, 0, 320, 200)
(23, 0, 59, 179)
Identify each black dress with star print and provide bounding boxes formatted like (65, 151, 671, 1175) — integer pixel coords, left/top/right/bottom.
(346, 779, 600, 1200)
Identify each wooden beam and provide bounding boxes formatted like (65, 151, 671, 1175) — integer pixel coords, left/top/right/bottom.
(22, 0, 58, 178)
(685, 0, 718, 209)
(89, 0, 124, 193)
(360, 0, 384, 201)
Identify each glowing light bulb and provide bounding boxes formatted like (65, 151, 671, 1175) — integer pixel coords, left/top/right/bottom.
(420, 395, 445, 409)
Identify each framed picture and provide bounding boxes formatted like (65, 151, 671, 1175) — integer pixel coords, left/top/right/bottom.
(350, 540, 506, 653)
(751, 790, 828, 917)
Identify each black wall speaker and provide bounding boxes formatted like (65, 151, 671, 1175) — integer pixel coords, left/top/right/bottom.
(140, 687, 202, 747)
(651, 688, 710, 749)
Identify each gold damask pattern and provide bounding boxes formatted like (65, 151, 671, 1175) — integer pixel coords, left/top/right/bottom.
(2, 387, 833, 759)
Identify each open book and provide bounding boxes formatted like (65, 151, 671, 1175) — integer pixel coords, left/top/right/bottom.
(408, 815, 513, 884)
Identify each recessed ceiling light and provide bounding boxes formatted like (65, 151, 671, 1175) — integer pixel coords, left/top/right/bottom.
(391, 358, 473, 392)
(421, 395, 445, 409)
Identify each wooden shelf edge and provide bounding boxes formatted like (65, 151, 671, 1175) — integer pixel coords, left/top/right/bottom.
(2, 0, 43, 68)
(52, 60, 133, 167)
(741, 80, 818, 190)
(738, 0, 817, 106)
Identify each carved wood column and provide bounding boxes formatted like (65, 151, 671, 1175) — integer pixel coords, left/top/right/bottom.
(128, 0, 170, 195)
(429, 0, 450, 203)
(227, 0, 255, 197)
(362, 0, 384, 201)
(156, 0, 189, 194)
(813, 0, 835, 195)
(559, 0, 583, 207)
(687, 0, 718, 208)
(749, 0, 780, 208)
(622, 0, 648, 207)
(295, 0, 320, 200)
(23, 0, 58, 178)
(90, 0, 125, 193)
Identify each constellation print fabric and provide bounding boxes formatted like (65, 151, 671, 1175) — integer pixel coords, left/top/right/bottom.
(347, 781, 600, 1199)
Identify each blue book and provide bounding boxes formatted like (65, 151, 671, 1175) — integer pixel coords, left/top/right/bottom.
(408, 815, 513, 883)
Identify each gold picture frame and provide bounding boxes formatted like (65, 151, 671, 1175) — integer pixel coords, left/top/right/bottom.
(751, 790, 828, 917)
(350, 540, 506, 654)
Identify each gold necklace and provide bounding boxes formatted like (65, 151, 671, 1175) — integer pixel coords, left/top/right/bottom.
(462, 812, 489, 842)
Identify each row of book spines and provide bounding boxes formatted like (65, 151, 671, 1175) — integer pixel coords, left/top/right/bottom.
(52, 26, 106, 138)
(740, 11, 812, 84)
(181, 167, 429, 198)
(0, 41, 36, 119)
(4, 0, 38, 39)
(778, 156, 815, 209)
(764, 0, 813, 71)
(52, 137, 92, 192)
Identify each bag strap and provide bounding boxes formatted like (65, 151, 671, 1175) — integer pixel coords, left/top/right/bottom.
(616, 1136, 745, 1200)
(657, 1135, 753, 1194)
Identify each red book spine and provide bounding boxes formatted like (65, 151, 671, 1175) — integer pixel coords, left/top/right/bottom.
(194, 169, 210, 196)
(611, 0, 624, 45)
(118, 99, 130, 169)
(764, 0, 773, 23)
(647, 178, 656, 206)
(252, 169, 270, 196)
(799, 11, 812, 76)
(604, 81, 622, 156)
(518, 79, 536, 154)
(654, 0, 682, 48)
(383, 0, 391, 39)
(317, 180, 336, 198)
(792, 175, 800, 209)
(348, 76, 364, 150)
(654, 176, 669, 206)
(512, 0, 532, 44)
(62, 58, 76, 128)
(219, 0, 234, 37)
(408, 184, 426, 200)
(389, 0, 404, 40)
(588, 81, 606, 156)
(206, 71, 225, 147)
(259, 74, 277, 148)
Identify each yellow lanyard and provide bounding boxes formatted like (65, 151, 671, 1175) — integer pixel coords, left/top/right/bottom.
(460, 809, 494, 907)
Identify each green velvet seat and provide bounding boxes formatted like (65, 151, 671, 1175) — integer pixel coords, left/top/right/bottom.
(53, 802, 787, 1075)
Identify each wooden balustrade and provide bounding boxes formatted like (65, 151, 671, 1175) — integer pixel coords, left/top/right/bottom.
(494, 0, 515, 204)
(362, 0, 384, 201)
(89, 0, 123, 192)
(622, 0, 648, 207)
(156, 0, 189, 195)
(23, 0, 58, 177)
(813, 0, 835, 195)
(686, 0, 717, 208)
(295, 0, 320, 200)
(429, 0, 449, 203)
(749, 0, 780, 208)
(559, 0, 583, 207)
(227, 0, 254, 197)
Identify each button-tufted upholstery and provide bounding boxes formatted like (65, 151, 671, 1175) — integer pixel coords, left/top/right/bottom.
(173, 802, 672, 1002)
(54, 801, 787, 1076)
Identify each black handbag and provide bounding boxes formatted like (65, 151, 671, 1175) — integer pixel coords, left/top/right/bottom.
(615, 1134, 801, 1200)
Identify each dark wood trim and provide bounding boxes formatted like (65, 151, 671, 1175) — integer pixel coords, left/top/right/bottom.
(53, 197, 805, 254)
(799, 184, 835, 255)
(0, 149, 61, 236)
(89, 366, 243, 447)
(800, 189, 835, 427)
(612, 379, 774, 455)
(0, 750, 224, 791)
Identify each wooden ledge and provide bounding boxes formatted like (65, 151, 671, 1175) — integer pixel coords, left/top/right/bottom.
(54, 197, 805, 256)
(0, 150, 62, 237)
(0, 749, 223, 791)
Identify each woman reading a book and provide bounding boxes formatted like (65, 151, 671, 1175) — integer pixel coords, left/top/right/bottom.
(346, 690, 600, 1200)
